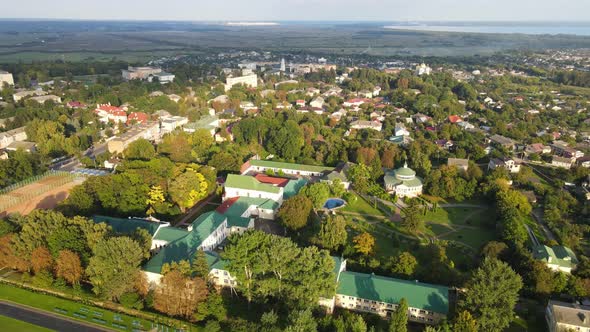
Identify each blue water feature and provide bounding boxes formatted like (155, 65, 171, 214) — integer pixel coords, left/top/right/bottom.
(323, 198, 345, 210)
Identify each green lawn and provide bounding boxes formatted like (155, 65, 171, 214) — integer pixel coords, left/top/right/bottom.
(0, 283, 184, 331)
(0, 315, 54, 332)
(440, 227, 497, 250)
(424, 207, 491, 227)
(340, 193, 384, 216)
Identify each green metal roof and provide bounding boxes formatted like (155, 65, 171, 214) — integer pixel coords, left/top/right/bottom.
(283, 178, 308, 199)
(143, 211, 227, 274)
(225, 174, 282, 194)
(384, 170, 423, 188)
(533, 245, 579, 269)
(337, 271, 449, 315)
(93, 215, 161, 236)
(395, 166, 416, 178)
(153, 227, 189, 242)
(249, 159, 333, 173)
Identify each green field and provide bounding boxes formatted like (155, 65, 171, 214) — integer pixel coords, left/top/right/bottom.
(0, 283, 184, 332)
(0, 315, 54, 332)
(340, 193, 384, 216)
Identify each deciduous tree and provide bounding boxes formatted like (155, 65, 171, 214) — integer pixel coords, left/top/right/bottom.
(278, 195, 313, 231)
(353, 232, 375, 256)
(30, 246, 53, 274)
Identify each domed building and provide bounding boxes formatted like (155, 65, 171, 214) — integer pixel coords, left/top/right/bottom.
(384, 162, 423, 198)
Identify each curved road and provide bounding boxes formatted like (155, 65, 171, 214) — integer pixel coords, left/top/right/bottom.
(0, 301, 112, 332)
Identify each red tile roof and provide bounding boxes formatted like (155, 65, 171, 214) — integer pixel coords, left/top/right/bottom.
(254, 174, 290, 187)
(448, 115, 463, 123)
(127, 112, 149, 125)
(216, 197, 239, 214)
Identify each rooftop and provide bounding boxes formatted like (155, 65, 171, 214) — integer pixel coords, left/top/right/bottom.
(549, 300, 590, 328)
(248, 159, 333, 174)
(337, 271, 449, 314)
(143, 211, 226, 274)
(225, 174, 282, 194)
(533, 244, 578, 269)
(93, 215, 162, 237)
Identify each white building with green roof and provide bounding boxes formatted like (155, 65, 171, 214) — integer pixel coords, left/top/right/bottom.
(533, 244, 579, 274)
(241, 159, 333, 177)
(335, 271, 449, 324)
(224, 174, 284, 204)
(383, 162, 423, 198)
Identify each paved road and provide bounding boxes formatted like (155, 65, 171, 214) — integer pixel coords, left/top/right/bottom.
(0, 301, 112, 332)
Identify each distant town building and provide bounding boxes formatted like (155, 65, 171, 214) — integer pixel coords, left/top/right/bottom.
(415, 63, 432, 76)
(160, 115, 189, 134)
(225, 74, 258, 91)
(350, 120, 382, 132)
(94, 104, 127, 124)
(13, 89, 47, 102)
(29, 95, 62, 104)
(280, 58, 286, 72)
(0, 126, 27, 149)
(552, 156, 573, 169)
(0, 70, 14, 90)
(107, 122, 160, 154)
(121, 66, 175, 84)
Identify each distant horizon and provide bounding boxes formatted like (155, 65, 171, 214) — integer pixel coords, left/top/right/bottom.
(2, 18, 590, 24)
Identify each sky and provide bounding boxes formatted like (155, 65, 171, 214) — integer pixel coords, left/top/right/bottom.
(3, 0, 590, 22)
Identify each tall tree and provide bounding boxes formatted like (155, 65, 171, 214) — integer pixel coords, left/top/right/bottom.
(55, 250, 83, 286)
(86, 237, 144, 300)
(123, 139, 156, 161)
(278, 195, 313, 231)
(401, 200, 424, 234)
(453, 310, 478, 332)
(389, 298, 408, 332)
(30, 246, 53, 274)
(316, 215, 347, 251)
(191, 249, 210, 279)
(300, 182, 331, 209)
(460, 258, 522, 332)
(390, 252, 418, 277)
(168, 170, 208, 212)
(353, 232, 375, 256)
(153, 269, 208, 319)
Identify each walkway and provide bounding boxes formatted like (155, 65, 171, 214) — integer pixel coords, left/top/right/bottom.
(0, 301, 111, 332)
(531, 208, 557, 242)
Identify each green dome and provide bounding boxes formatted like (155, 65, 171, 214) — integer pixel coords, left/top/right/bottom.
(394, 163, 416, 179)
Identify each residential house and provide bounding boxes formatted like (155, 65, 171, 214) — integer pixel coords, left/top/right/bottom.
(350, 120, 382, 132)
(94, 104, 127, 124)
(30, 95, 62, 104)
(448, 115, 462, 124)
(0, 126, 27, 149)
(67, 101, 86, 109)
(552, 156, 573, 169)
(296, 99, 306, 108)
(395, 123, 410, 137)
(533, 245, 578, 274)
(577, 157, 590, 168)
(343, 98, 367, 108)
(415, 63, 432, 76)
(310, 96, 325, 108)
(552, 141, 584, 160)
(489, 134, 515, 150)
(488, 157, 521, 173)
(546, 300, 590, 332)
(457, 121, 475, 130)
(525, 143, 551, 155)
(13, 89, 47, 102)
(5, 141, 36, 152)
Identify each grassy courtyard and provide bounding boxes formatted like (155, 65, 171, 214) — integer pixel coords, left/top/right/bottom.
(0, 315, 54, 332)
(340, 193, 384, 216)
